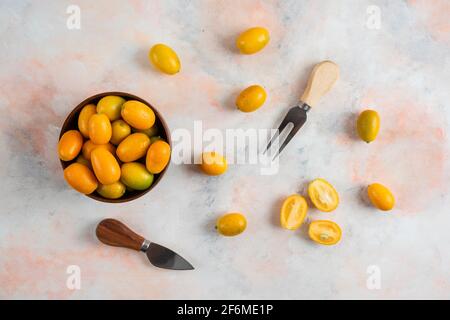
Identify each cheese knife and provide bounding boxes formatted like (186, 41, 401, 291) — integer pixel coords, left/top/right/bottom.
(96, 218, 194, 270)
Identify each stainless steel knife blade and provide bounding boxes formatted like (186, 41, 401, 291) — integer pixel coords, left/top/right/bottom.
(145, 242, 195, 270)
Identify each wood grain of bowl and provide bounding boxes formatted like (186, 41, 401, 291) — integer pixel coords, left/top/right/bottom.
(59, 92, 171, 203)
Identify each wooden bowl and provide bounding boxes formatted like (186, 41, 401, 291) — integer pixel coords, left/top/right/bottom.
(59, 92, 171, 203)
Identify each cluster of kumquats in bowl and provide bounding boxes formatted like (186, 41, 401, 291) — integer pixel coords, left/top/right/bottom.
(58, 92, 171, 202)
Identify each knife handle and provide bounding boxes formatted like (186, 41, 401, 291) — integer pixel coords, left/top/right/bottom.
(96, 219, 145, 251)
(300, 60, 339, 108)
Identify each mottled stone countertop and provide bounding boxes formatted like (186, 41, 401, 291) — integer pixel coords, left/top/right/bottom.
(1, 0, 449, 299)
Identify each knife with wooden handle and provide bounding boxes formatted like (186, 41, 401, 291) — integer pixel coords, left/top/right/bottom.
(96, 219, 194, 270)
(265, 61, 339, 157)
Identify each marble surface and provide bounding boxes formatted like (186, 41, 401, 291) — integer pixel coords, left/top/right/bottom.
(1, 0, 449, 299)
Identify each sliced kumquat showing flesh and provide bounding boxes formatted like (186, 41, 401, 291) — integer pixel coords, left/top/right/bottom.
(280, 195, 308, 230)
(308, 220, 342, 246)
(308, 178, 339, 212)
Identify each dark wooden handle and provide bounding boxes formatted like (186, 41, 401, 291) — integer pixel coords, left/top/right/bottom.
(96, 219, 145, 251)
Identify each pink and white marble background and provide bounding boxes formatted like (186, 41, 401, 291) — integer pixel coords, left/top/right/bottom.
(1, 0, 449, 299)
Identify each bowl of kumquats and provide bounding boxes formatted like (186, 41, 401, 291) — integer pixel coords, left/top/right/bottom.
(58, 92, 171, 203)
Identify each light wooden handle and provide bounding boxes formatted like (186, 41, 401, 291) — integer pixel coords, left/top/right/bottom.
(96, 219, 145, 251)
(300, 61, 339, 107)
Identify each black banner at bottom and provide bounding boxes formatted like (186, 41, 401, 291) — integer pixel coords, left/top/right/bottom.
(0, 300, 445, 318)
